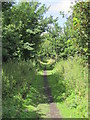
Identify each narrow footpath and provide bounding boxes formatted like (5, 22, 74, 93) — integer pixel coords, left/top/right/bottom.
(43, 67, 62, 119)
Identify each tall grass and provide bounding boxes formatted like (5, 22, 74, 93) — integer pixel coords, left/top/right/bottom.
(2, 60, 37, 117)
(2, 60, 50, 118)
(2, 60, 35, 98)
(53, 55, 88, 118)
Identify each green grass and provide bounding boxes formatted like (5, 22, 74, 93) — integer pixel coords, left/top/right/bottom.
(37, 59, 55, 70)
(47, 55, 88, 118)
(36, 104, 50, 118)
(2, 56, 88, 118)
(37, 69, 54, 76)
(57, 102, 80, 118)
(2, 60, 50, 118)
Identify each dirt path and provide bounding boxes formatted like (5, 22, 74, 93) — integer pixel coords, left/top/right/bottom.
(43, 68, 62, 119)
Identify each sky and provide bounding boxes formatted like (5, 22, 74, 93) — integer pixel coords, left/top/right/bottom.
(38, 0, 76, 27)
(15, 0, 85, 27)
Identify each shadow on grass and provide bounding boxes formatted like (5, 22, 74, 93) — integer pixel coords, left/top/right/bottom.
(2, 74, 48, 118)
(38, 65, 54, 71)
(47, 72, 66, 103)
(2, 109, 44, 118)
(25, 75, 48, 107)
(28, 67, 66, 105)
(3, 65, 66, 118)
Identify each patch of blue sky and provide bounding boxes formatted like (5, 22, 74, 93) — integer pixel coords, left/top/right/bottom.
(15, 0, 86, 27)
(38, 0, 74, 27)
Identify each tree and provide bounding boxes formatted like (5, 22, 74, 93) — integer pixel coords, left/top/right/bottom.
(58, 1, 89, 60)
(72, 2, 89, 57)
(2, 1, 55, 61)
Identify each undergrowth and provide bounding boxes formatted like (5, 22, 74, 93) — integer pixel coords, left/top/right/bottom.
(2, 60, 47, 118)
(2, 55, 88, 118)
(49, 55, 88, 118)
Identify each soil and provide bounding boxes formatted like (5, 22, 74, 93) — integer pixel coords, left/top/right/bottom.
(43, 67, 62, 119)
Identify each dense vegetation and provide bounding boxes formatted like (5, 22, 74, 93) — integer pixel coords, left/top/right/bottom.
(2, 1, 89, 119)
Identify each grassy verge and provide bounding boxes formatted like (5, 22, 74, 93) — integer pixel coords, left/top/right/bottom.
(2, 56, 88, 118)
(57, 102, 80, 118)
(47, 55, 88, 118)
(2, 60, 49, 118)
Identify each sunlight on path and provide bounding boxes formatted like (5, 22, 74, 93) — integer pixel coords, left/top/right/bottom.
(50, 103, 61, 118)
(37, 104, 50, 118)
(37, 69, 55, 76)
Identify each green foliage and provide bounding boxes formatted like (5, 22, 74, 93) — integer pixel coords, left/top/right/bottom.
(2, 60, 35, 98)
(2, 1, 89, 62)
(72, 2, 89, 56)
(2, 60, 49, 118)
(38, 22, 63, 60)
(53, 55, 88, 118)
(2, 1, 89, 119)
(37, 59, 55, 70)
(2, 1, 55, 61)
(2, 24, 20, 61)
(57, 2, 89, 60)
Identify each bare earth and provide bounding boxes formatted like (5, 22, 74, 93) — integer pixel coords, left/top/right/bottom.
(43, 68, 62, 119)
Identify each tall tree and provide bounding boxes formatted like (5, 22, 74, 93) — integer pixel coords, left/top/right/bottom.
(2, 1, 54, 61)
